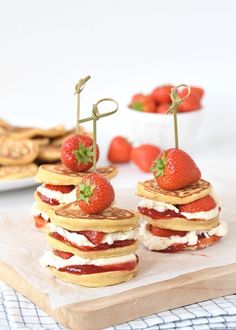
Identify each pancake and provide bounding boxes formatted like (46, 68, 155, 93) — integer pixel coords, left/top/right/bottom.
(0, 138, 39, 165)
(49, 202, 139, 232)
(35, 163, 118, 185)
(145, 215, 219, 231)
(1, 125, 66, 139)
(37, 145, 61, 163)
(47, 234, 139, 259)
(0, 163, 38, 180)
(32, 137, 50, 147)
(137, 179, 211, 205)
(49, 267, 137, 287)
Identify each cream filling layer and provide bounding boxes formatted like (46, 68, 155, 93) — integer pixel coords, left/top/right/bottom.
(37, 185, 77, 204)
(31, 202, 50, 221)
(138, 198, 220, 220)
(140, 220, 228, 251)
(49, 223, 138, 247)
(40, 251, 137, 269)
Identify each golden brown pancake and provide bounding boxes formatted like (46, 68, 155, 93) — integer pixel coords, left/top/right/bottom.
(37, 145, 61, 163)
(49, 202, 139, 232)
(0, 163, 38, 180)
(49, 266, 137, 287)
(34, 192, 61, 211)
(137, 179, 211, 205)
(145, 215, 219, 231)
(1, 125, 67, 139)
(32, 137, 50, 147)
(35, 163, 118, 185)
(47, 234, 139, 259)
(0, 138, 39, 165)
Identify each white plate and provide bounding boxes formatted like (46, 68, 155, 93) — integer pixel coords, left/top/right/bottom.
(0, 177, 38, 192)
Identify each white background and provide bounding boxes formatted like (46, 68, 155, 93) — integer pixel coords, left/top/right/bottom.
(0, 0, 235, 189)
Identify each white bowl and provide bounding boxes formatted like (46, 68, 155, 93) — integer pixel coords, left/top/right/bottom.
(125, 108, 203, 150)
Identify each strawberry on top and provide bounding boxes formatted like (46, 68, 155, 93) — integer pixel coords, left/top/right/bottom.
(77, 173, 115, 214)
(61, 134, 99, 172)
(151, 148, 201, 191)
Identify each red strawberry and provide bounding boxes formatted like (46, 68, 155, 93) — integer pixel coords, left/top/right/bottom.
(44, 184, 75, 194)
(77, 173, 115, 214)
(151, 148, 201, 190)
(130, 94, 156, 113)
(131, 144, 162, 172)
(61, 134, 99, 172)
(150, 225, 187, 237)
(180, 86, 204, 100)
(178, 91, 201, 113)
(34, 215, 47, 229)
(156, 103, 170, 114)
(79, 230, 105, 245)
(108, 136, 132, 163)
(179, 195, 217, 213)
(151, 85, 173, 104)
(53, 249, 73, 259)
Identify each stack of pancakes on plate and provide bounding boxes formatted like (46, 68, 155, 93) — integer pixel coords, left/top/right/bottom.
(31, 163, 118, 230)
(137, 179, 228, 252)
(40, 200, 139, 287)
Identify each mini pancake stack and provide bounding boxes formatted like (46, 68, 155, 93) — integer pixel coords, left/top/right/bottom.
(40, 201, 139, 287)
(137, 149, 228, 253)
(32, 163, 118, 230)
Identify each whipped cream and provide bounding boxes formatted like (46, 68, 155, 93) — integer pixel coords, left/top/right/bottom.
(40, 251, 137, 269)
(49, 223, 138, 247)
(31, 202, 50, 222)
(180, 206, 220, 220)
(138, 198, 179, 213)
(140, 220, 228, 251)
(37, 185, 77, 204)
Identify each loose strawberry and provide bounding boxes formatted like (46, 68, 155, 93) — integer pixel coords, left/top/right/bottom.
(151, 85, 173, 104)
(151, 148, 201, 191)
(156, 103, 170, 114)
(108, 136, 132, 163)
(131, 144, 162, 172)
(44, 184, 75, 194)
(129, 94, 156, 113)
(77, 173, 115, 214)
(180, 86, 204, 100)
(79, 230, 105, 245)
(61, 134, 99, 172)
(179, 195, 217, 213)
(178, 92, 201, 112)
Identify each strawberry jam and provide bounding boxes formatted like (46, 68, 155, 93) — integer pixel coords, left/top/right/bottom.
(138, 207, 184, 220)
(57, 257, 138, 274)
(37, 192, 60, 205)
(50, 232, 135, 251)
(150, 225, 187, 237)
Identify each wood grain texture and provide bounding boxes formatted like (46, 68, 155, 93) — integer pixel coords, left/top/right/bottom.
(0, 261, 236, 330)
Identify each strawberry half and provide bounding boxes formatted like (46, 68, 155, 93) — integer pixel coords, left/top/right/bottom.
(151, 148, 201, 191)
(44, 184, 75, 194)
(77, 173, 115, 214)
(179, 195, 217, 213)
(79, 230, 105, 245)
(61, 134, 99, 172)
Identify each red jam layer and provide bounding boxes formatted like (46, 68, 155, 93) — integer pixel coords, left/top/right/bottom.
(138, 207, 185, 220)
(37, 192, 60, 205)
(156, 235, 220, 253)
(150, 225, 187, 237)
(34, 215, 49, 229)
(50, 232, 136, 251)
(57, 257, 138, 275)
(44, 184, 75, 193)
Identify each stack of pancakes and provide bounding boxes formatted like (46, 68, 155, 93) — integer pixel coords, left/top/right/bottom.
(40, 201, 139, 287)
(137, 179, 228, 252)
(31, 164, 118, 230)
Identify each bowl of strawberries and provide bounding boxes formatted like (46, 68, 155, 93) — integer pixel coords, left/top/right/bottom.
(126, 84, 204, 149)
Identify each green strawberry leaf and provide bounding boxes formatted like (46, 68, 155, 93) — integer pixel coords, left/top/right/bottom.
(131, 102, 143, 111)
(150, 152, 167, 177)
(73, 144, 93, 164)
(78, 179, 96, 203)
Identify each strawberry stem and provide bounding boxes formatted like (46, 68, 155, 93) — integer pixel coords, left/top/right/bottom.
(167, 84, 191, 149)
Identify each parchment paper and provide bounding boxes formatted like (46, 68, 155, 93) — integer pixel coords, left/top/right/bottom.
(0, 179, 235, 310)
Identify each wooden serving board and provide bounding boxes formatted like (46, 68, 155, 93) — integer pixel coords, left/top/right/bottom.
(0, 261, 236, 330)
